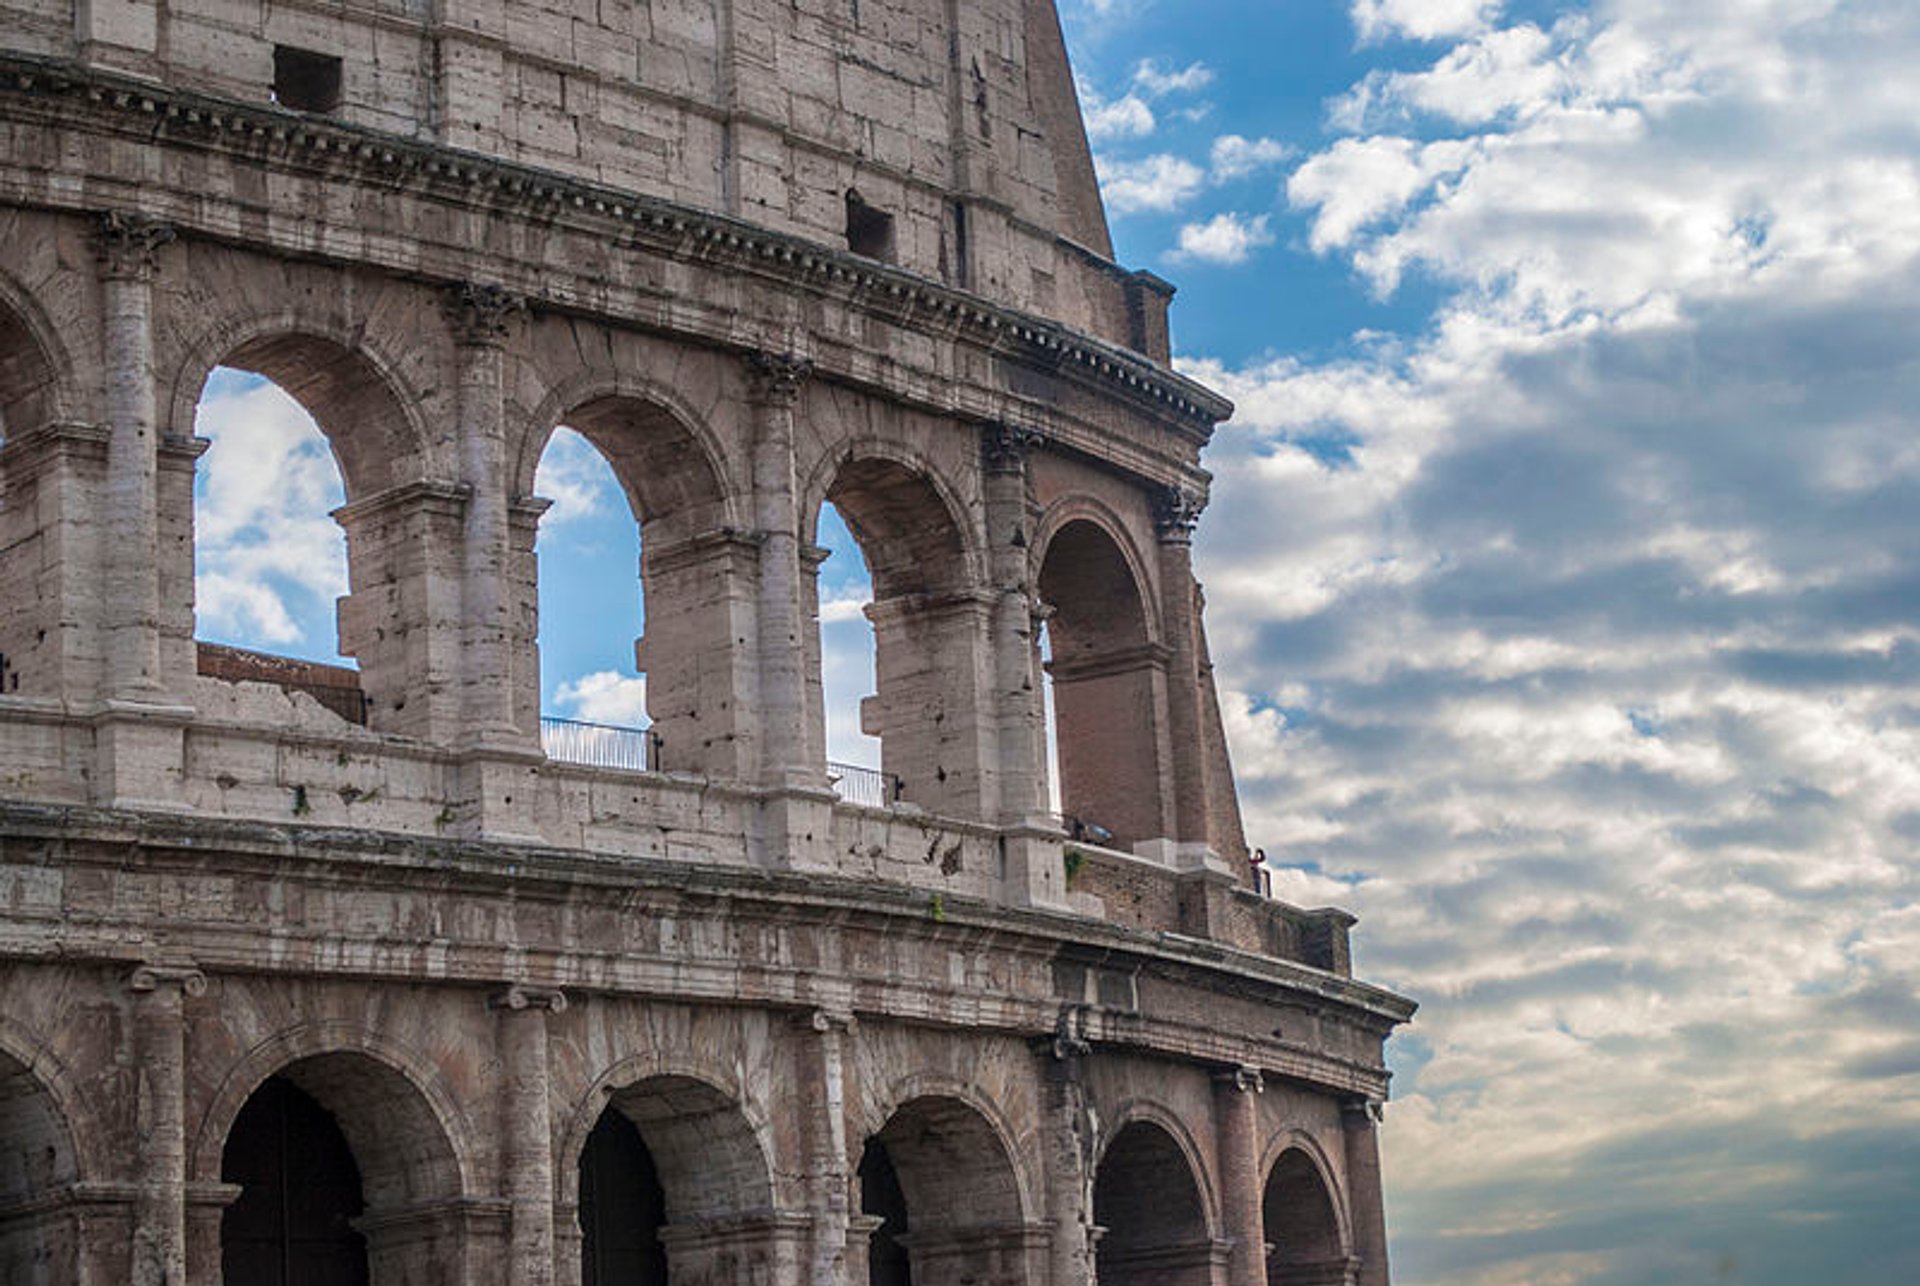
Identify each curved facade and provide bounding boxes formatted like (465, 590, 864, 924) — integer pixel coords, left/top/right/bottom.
(0, 2, 1413, 1284)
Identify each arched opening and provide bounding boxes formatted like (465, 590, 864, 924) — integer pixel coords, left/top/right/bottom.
(0, 1050, 80, 1283)
(220, 1076, 368, 1285)
(1263, 1149, 1350, 1286)
(1092, 1120, 1215, 1286)
(857, 1137, 911, 1286)
(813, 499, 888, 802)
(1035, 519, 1169, 850)
(215, 1052, 463, 1286)
(185, 334, 427, 735)
(579, 1107, 668, 1286)
(816, 458, 983, 818)
(531, 428, 650, 768)
(0, 293, 67, 699)
(861, 1096, 1031, 1286)
(575, 1074, 788, 1283)
(523, 398, 738, 779)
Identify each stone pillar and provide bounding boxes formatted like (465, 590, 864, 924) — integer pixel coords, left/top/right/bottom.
(746, 351, 816, 788)
(92, 212, 173, 705)
(1037, 1014, 1095, 1286)
(747, 352, 836, 871)
(1214, 1065, 1268, 1286)
(128, 963, 205, 1286)
(980, 424, 1045, 824)
(493, 984, 567, 1286)
(800, 1009, 856, 1285)
(449, 283, 528, 747)
(1342, 1100, 1391, 1286)
(1153, 486, 1215, 861)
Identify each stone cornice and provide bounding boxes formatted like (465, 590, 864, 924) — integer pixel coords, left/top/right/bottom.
(0, 53, 1234, 440)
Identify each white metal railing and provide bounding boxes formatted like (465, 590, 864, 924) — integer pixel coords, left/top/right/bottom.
(828, 760, 904, 809)
(539, 716, 659, 773)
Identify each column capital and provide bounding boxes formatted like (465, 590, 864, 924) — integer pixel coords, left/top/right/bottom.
(489, 984, 569, 1013)
(804, 1008, 858, 1035)
(1343, 1097, 1386, 1125)
(130, 964, 206, 998)
(93, 211, 175, 281)
(1215, 1064, 1265, 1094)
(446, 282, 526, 346)
(1153, 484, 1207, 544)
(745, 350, 814, 404)
(980, 421, 1045, 476)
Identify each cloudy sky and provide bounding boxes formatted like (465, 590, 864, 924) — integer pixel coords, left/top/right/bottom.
(190, 2, 1920, 1281)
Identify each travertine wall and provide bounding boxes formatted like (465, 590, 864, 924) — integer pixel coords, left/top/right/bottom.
(0, 3, 1412, 1282)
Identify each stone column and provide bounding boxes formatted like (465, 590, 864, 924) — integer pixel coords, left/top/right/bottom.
(1214, 1065, 1268, 1286)
(746, 351, 815, 788)
(980, 424, 1045, 825)
(1153, 486, 1215, 859)
(128, 963, 205, 1286)
(1342, 1100, 1391, 1286)
(1037, 1013, 1095, 1286)
(799, 1009, 856, 1285)
(448, 283, 528, 747)
(93, 211, 173, 705)
(493, 984, 567, 1286)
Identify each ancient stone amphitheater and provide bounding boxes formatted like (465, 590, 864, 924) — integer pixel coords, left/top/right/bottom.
(0, 0, 1412, 1282)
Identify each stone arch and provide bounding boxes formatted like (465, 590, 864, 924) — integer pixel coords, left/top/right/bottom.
(0, 268, 74, 439)
(1032, 503, 1171, 849)
(513, 371, 742, 537)
(516, 376, 750, 775)
(806, 442, 992, 817)
(1097, 1099, 1222, 1232)
(1092, 1113, 1221, 1286)
(0, 1023, 88, 1286)
(1261, 1138, 1354, 1286)
(190, 1025, 473, 1199)
(203, 1040, 471, 1286)
(166, 315, 452, 735)
(562, 1057, 794, 1285)
(165, 312, 435, 498)
(860, 1077, 1038, 1286)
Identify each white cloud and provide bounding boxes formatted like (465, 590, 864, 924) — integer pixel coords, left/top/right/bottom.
(1209, 134, 1293, 181)
(535, 426, 624, 527)
(1176, 2, 1920, 1279)
(1131, 58, 1214, 97)
(192, 372, 348, 657)
(1082, 90, 1156, 142)
(1173, 212, 1274, 264)
(1352, 0, 1502, 44)
(1096, 153, 1207, 214)
(553, 670, 649, 725)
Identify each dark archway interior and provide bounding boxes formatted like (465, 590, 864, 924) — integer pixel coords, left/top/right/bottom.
(823, 458, 968, 600)
(859, 1137, 912, 1286)
(0, 300, 57, 439)
(220, 1074, 370, 1286)
(1093, 1121, 1211, 1286)
(1263, 1149, 1344, 1282)
(580, 1105, 669, 1286)
(0, 1051, 78, 1281)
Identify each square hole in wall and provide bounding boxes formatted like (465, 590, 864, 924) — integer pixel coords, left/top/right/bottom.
(273, 47, 344, 114)
(845, 190, 896, 262)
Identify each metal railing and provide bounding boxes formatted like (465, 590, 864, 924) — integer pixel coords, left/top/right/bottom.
(828, 760, 904, 809)
(540, 716, 659, 773)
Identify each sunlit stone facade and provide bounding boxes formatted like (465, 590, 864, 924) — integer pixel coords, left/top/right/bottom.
(0, 1, 1412, 1282)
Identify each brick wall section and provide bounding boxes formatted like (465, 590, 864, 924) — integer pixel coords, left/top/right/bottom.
(196, 642, 368, 725)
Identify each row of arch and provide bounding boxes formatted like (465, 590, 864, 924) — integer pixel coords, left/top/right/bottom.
(0, 256, 1193, 847)
(0, 1035, 1352, 1285)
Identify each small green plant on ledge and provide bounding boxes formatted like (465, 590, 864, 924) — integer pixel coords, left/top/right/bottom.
(290, 784, 311, 817)
(928, 892, 947, 923)
(1062, 847, 1087, 885)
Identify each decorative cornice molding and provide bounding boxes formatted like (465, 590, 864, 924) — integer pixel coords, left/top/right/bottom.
(0, 53, 1233, 434)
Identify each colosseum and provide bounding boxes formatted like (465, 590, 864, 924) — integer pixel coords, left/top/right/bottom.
(0, 0, 1414, 1282)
